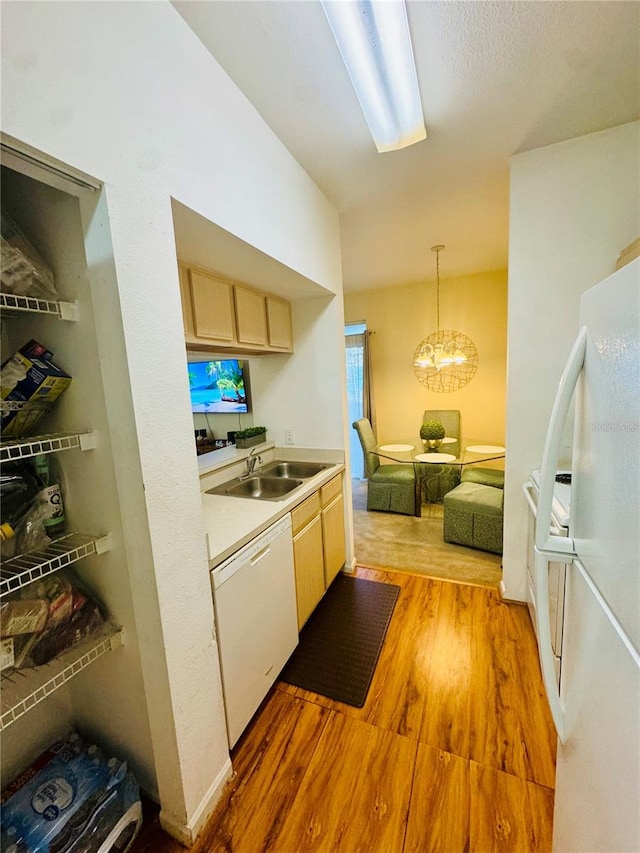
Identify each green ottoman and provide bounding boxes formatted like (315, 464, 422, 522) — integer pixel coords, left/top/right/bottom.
(443, 482, 504, 555)
(461, 467, 505, 489)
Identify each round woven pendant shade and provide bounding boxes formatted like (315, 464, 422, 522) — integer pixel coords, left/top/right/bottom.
(413, 329, 479, 392)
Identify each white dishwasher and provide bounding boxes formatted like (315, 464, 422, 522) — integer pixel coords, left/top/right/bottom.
(211, 515, 298, 747)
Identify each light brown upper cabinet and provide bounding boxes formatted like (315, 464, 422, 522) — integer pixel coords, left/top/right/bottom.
(178, 262, 293, 354)
(234, 284, 268, 347)
(187, 267, 236, 346)
(266, 295, 294, 351)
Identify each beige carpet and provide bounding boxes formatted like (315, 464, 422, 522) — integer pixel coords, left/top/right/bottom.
(352, 480, 502, 588)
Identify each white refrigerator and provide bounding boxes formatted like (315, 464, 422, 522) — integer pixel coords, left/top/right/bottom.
(533, 258, 639, 852)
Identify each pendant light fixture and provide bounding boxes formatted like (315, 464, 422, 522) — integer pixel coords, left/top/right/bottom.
(413, 245, 479, 393)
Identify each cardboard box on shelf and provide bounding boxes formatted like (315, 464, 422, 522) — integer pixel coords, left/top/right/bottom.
(1, 339, 72, 437)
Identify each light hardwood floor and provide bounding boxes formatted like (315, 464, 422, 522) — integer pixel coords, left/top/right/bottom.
(132, 567, 556, 853)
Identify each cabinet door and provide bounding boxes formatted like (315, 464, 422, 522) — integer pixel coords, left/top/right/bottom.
(293, 514, 325, 629)
(321, 474, 342, 507)
(322, 494, 346, 587)
(291, 492, 321, 535)
(189, 269, 236, 345)
(178, 263, 198, 344)
(266, 295, 293, 351)
(234, 285, 268, 347)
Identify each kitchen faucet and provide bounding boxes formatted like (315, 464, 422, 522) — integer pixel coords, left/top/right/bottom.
(244, 447, 262, 477)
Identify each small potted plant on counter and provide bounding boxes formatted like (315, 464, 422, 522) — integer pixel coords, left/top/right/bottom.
(234, 426, 267, 448)
(420, 420, 445, 450)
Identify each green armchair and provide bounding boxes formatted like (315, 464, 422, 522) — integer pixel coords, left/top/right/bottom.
(419, 409, 461, 503)
(352, 418, 417, 516)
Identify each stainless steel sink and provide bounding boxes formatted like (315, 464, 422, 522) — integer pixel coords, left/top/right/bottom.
(205, 460, 335, 501)
(261, 460, 332, 479)
(207, 475, 303, 501)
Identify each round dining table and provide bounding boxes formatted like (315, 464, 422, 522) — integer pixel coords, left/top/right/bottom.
(373, 438, 505, 516)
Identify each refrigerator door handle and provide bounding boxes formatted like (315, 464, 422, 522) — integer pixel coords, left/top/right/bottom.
(532, 325, 587, 742)
(535, 326, 587, 561)
(533, 547, 567, 741)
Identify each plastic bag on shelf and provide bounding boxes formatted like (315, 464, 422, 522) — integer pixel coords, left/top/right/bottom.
(0, 501, 53, 561)
(0, 461, 53, 559)
(1, 461, 43, 540)
(1, 454, 69, 557)
(0, 206, 59, 301)
(1, 731, 142, 853)
(0, 570, 107, 671)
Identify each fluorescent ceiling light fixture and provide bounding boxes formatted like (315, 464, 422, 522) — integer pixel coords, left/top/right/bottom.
(321, 0, 426, 153)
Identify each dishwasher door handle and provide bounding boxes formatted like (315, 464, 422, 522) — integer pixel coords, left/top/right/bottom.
(214, 543, 273, 587)
(250, 545, 271, 566)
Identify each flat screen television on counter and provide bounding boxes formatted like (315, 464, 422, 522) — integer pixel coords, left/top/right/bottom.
(187, 359, 249, 413)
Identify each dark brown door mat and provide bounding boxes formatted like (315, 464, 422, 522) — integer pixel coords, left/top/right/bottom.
(280, 576, 400, 707)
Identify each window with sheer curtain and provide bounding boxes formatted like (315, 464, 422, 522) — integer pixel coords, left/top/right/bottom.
(345, 323, 375, 479)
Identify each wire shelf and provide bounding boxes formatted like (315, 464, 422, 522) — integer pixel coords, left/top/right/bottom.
(0, 626, 124, 730)
(0, 532, 112, 598)
(0, 431, 97, 462)
(0, 292, 78, 320)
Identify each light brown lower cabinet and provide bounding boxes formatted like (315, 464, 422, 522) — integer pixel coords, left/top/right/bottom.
(291, 474, 345, 630)
(292, 513, 325, 630)
(322, 493, 346, 587)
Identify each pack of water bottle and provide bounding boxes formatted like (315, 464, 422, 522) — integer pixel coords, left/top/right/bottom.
(0, 732, 142, 853)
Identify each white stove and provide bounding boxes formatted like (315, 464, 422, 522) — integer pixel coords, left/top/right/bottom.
(530, 468, 571, 529)
(524, 470, 572, 686)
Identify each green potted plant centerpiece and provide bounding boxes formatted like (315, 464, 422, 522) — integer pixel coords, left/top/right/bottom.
(420, 420, 446, 450)
(234, 426, 267, 449)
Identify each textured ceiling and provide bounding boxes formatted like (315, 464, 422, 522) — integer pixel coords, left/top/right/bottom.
(173, 1, 640, 292)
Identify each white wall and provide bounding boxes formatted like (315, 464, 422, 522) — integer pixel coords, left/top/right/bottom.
(252, 296, 347, 448)
(251, 294, 357, 570)
(504, 121, 640, 601)
(1, 1, 343, 841)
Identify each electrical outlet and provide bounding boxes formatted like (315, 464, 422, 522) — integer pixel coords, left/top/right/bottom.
(284, 428, 295, 445)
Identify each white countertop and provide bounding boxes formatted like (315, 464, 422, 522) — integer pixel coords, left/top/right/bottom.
(200, 447, 344, 569)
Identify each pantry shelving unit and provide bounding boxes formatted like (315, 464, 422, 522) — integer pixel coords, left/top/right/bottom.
(1, 137, 162, 804)
(0, 625, 124, 730)
(0, 532, 112, 597)
(1, 248, 121, 740)
(0, 291, 79, 321)
(0, 430, 97, 462)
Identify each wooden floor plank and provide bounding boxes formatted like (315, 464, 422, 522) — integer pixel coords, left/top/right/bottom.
(404, 744, 470, 853)
(506, 603, 557, 788)
(363, 574, 441, 738)
(468, 589, 556, 786)
(273, 713, 417, 852)
(419, 581, 473, 758)
(192, 691, 330, 853)
(469, 761, 554, 852)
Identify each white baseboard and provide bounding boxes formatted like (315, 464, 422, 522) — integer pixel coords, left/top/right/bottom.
(499, 578, 528, 605)
(343, 556, 357, 573)
(159, 757, 233, 845)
